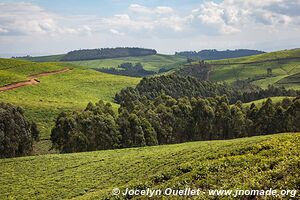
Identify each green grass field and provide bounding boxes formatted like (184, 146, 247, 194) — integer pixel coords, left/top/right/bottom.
(17, 54, 66, 62)
(18, 53, 187, 72)
(0, 59, 140, 143)
(0, 132, 299, 199)
(68, 54, 186, 72)
(206, 49, 300, 89)
(0, 58, 65, 86)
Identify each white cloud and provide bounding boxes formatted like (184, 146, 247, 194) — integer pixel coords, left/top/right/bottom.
(110, 28, 125, 36)
(129, 4, 174, 15)
(129, 4, 150, 14)
(194, 0, 300, 34)
(1, 1, 300, 56)
(0, 27, 8, 33)
(101, 4, 191, 33)
(155, 6, 174, 14)
(102, 14, 155, 30)
(0, 2, 91, 36)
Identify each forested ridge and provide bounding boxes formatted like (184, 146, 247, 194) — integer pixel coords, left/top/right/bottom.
(115, 75, 300, 106)
(60, 47, 157, 61)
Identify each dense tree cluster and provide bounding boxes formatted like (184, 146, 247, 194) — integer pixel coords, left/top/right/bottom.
(119, 95, 300, 144)
(95, 62, 155, 77)
(175, 49, 265, 60)
(51, 95, 300, 153)
(115, 75, 300, 106)
(60, 47, 157, 61)
(51, 101, 120, 153)
(0, 102, 39, 158)
(175, 60, 211, 80)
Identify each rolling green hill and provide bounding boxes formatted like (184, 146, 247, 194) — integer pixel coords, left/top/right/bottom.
(68, 54, 186, 72)
(0, 132, 299, 199)
(2, 49, 299, 154)
(0, 58, 65, 86)
(16, 54, 65, 62)
(0, 59, 140, 153)
(206, 48, 300, 89)
(18, 53, 187, 72)
(276, 72, 300, 88)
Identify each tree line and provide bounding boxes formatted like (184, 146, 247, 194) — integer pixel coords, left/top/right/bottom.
(60, 47, 157, 61)
(50, 95, 300, 153)
(95, 62, 155, 77)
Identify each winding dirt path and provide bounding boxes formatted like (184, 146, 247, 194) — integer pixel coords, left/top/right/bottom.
(0, 68, 71, 92)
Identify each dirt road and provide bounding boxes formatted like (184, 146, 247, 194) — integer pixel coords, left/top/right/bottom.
(0, 68, 71, 92)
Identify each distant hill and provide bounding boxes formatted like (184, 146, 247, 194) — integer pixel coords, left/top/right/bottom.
(175, 49, 265, 60)
(15, 54, 65, 62)
(176, 48, 300, 89)
(15, 47, 158, 62)
(68, 54, 186, 72)
(61, 47, 157, 61)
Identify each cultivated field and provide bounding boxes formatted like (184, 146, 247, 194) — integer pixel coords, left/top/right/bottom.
(0, 133, 299, 199)
(207, 49, 300, 89)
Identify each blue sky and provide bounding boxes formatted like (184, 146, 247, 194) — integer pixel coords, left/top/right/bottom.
(30, 0, 215, 15)
(0, 0, 300, 57)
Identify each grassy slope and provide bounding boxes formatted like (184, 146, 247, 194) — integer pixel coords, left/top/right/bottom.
(18, 53, 187, 72)
(207, 49, 300, 89)
(0, 59, 140, 141)
(17, 54, 66, 62)
(0, 58, 64, 86)
(276, 72, 300, 90)
(68, 54, 186, 72)
(0, 133, 299, 200)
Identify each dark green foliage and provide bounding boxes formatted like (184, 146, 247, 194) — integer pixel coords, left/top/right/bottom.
(175, 49, 265, 60)
(115, 75, 238, 105)
(95, 62, 155, 77)
(60, 47, 157, 61)
(115, 74, 300, 106)
(50, 101, 120, 153)
(285, 97, 300, 132)
(51, 95, 300, 153)
(175, 60, 211, 80)
(51, 72, 300, 153)
(119, 95, 300, 147)
(0, 102, 39, 158)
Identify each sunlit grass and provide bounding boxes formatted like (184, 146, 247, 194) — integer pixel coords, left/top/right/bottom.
(0, 133, 299, 199)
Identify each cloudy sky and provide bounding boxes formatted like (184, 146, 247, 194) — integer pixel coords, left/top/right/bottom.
(0, 0, 300, 57)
